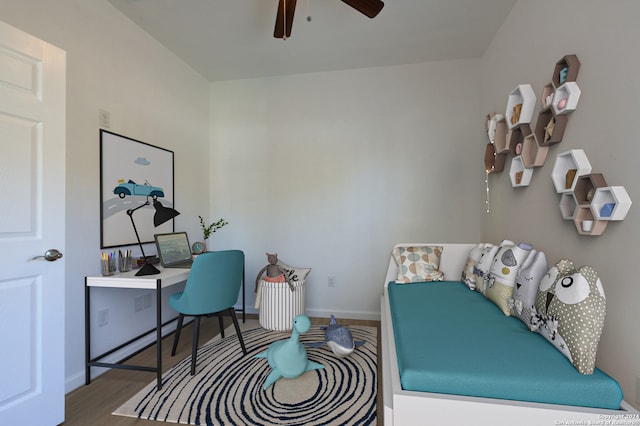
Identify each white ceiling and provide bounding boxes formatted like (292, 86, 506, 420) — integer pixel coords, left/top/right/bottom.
(108, 0, 517, 82)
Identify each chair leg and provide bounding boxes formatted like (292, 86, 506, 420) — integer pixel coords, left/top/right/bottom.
(218, 314, 225, 338)
(190, 316, 201, 375)
(171, 314, 184, 356)
(229, 308, 247, 355)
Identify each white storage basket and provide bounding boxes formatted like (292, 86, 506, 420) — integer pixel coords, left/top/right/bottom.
(258, 279, 305, 331)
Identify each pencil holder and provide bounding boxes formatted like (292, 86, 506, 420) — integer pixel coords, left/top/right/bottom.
(101, 258, 116, 276)
(118, 256, 132, 272)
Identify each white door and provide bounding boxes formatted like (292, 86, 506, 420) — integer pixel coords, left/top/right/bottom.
(0, 20, 66, 425)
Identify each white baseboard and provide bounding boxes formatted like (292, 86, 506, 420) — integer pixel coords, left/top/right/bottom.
(304, 308, 380, 321)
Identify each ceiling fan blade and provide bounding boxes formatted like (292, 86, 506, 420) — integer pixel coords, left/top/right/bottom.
(274, 0, 297, 39)
(341, 0, 384, 18)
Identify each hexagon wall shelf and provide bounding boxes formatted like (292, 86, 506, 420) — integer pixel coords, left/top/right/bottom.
(535, 109, 568, 146)
(509, 156, 533, 187)
(521, 133, 548, 168)
(551, 149, 592, 193)
(591, 186, 632, 221)
(553, 54, 581, 86)
(506, 84, 536, 129)
(552, 82, 582, 115)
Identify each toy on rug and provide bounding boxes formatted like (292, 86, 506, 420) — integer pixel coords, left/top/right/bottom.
(254, 314, 324, 390)
(306, 315, 366, 357)
(255, 252, 293, 292)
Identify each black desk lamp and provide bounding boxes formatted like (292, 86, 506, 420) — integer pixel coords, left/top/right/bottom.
(127, 199, 180, 276)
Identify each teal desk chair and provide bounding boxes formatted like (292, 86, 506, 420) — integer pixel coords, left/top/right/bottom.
(169, 250, 247, 375)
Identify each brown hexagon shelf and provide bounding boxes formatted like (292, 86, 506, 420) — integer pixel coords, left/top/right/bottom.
(494, 152, 507, 173)
(574, 173, 607, 206)
(508, 124, 530, 157)
(535, 109, 568, 147)
(553, 54, 581, 86)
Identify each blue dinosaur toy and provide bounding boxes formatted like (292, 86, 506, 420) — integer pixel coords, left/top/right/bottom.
(254, 314, 324, 390)
(306, 315, 366, 357)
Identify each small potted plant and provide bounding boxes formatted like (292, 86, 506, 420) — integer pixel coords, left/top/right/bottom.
(193, 216, 228, 254)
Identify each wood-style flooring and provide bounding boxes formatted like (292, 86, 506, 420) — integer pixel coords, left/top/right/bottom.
(63, 315, 382, 425)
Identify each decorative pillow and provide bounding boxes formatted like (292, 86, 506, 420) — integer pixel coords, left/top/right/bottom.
(508, 250, 548, 328)
(392, 246, 444, 283)
(473, 243, 499, 294)
(461, 243, 488, 290)
(532, 260, 606, 375)
(485, 241, 532, 315)
(276, 259, 311, 282)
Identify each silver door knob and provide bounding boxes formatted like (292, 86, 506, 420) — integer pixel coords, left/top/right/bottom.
(33, 249, 63, 261)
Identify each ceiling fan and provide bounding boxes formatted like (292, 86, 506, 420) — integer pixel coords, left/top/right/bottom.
(274, 0, 384, 39)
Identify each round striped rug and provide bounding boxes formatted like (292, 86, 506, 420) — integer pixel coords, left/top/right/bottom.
(114, 321, 377, 425)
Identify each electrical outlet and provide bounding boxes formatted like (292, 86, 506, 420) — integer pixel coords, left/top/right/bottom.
(97, 308, 109, 327)
(134, 295, 144, 312)
(328, 276, 336, 287)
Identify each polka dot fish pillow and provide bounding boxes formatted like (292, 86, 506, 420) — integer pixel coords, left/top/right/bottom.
(532, 260, 606, 374)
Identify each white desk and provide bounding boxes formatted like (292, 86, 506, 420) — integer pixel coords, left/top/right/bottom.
(85, 267, 189, 390)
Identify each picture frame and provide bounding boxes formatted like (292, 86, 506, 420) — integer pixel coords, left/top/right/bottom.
(100, 130, 175, 248)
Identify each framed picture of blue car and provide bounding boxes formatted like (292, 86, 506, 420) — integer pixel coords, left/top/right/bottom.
(100, 130, 175, 248)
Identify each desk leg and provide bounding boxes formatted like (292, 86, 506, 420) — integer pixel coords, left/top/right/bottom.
(156, 279, 163, 390)
(85, 279, 91, 385)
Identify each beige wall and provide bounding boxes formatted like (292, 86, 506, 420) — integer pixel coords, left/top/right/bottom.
(480, 0, 640, 407)
(210, 60, 484, 319)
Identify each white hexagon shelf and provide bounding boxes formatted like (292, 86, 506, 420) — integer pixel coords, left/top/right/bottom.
(591, 186, 632, 221)
(552, 82, 581, 115)
(559, 193, 578, 220)
(505, 84, 536, 129)
(551, 149, 592, 193)
(509, 156, 533, 187)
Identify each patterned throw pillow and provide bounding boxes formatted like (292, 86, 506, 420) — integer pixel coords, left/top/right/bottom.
(474, 244, 499, 294)
(509, 250, 548, 328)
(485, 241, 532, 315)
(461, 243, 485, 290)
(532, 260, 606, 375)
(276, 259, 311, 282)
(393, 246, 444, 283)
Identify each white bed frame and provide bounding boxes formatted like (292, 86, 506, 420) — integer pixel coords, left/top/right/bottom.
(381, 243, 638, 426)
